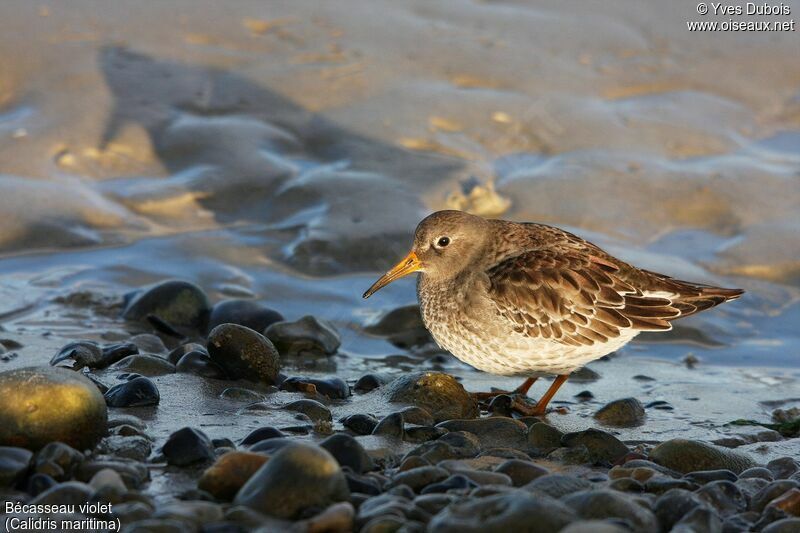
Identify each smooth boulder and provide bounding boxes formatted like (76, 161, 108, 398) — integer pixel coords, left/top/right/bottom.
(207, 323, 281, 384)
(385, 372, 478, 423)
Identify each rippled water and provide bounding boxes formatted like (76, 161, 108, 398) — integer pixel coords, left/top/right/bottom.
(0, 0, 798, 372)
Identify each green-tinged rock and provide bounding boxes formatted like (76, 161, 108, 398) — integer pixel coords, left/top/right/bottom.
(207, 323, 281, 384)
(650, 439, 757, 474)
(122, 279, 210, 333)
(0, 366, 107, 451)
(385, 372, 478, 423)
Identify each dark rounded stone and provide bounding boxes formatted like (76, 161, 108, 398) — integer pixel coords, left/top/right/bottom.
(487, 394, 515, 417)
(104, 376, 160, 407)
(437, 417, 528, 450)
(528, 422, 564, 453)
(767, 457, 799, 480)
(208, 299, 284, 333)
(176, 351, 228, 379)
(50, 341, 103, 369)
(672, 506, 722, 532)
(750, 480, 799, 513)
(695, 480, 746, 517)
(320, 433, 375, 474)
(197, 450, 268, 501)
(122, 279, 211, 334)
(341, 414, 379, 435)
(560, 520, 629, 533)
(29, 480, 93, 506)
(405, 426, 448, 443)
(740, 467, 774, 481)
(524, 474, 594, 499)
(207, 323, 281, 384)
(32, 441, 84, 480)
(649, 439, 756, 474)
(0, 366, 108, 451)
(560, 429, 629, 464)
(390, 466, 449, 492)
(129, 334, 167, 354)
(763, 518, 800, 532)
(240, 427, 285, 446)
(385, 372, 478, 423)
(354, 373, 392, 393)
(608, 478, 644, 493)
(372, 413, 405, 439)
(494, 459, 549, 487)
(0, 446, 32, 487)
(684, 469, 738, 484)
(162, 427, 215, 466)
(429, 491, 576, 532)
(362, 304, 434, 349)
(283, 399, 332, 423)
(562, 489, 658, 532)
(167, 343, 207, 365)
(593, 398, 646, 428)
(234, 442, 349, 519)
(248, 437, 293, 455)
(110, 354, 176, 376)
(280, 376, 350, 399)
(264, 315, 341, 357)
(421, 473, 478, 494)
(396, 406, 435, 426)
(653, 488, 705, 531)
(26, 472, 57, 496)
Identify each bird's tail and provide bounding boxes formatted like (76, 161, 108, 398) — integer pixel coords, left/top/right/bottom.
(670, 285, 744, 318)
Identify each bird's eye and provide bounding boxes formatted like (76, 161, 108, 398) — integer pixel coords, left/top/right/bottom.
(436, 236, 450, 248)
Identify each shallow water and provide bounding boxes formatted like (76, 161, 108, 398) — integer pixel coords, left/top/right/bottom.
(0, 0, 798, 375)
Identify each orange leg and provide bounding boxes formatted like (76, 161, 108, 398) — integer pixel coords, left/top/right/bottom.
(513, 374, 570, 416)
(472, 377, 538, 401)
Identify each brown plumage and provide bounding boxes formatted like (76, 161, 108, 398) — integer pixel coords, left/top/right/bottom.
(364, 210, 743, 416)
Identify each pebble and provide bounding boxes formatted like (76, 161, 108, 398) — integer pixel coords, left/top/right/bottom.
(176, 350, 227, 379)
(153, 500, 225, 525)
(362, 304, 433, 349)
(234, 442, 350, 518)
(162, 427, 215, 466)
(560, 428, 629, 464)
(240, 426, 285, 446)
(207, 299, 284, 333)
(525, 474, 594, 499)
(122, 279, 211, 334)
(385, 372, 478, 423)
(560, 520, 629, 533)
(672, 505, 722, 532)
(653, 488, 705, 531)
(89, 467, 128, 492)
(740, 467, 775, 481)
(437, 417, 528, 450)
(0, 446, 33, 487)
(528, 422, 565, 451)
(34, 443, 85, 488)
(750, 480, 800, 513)
(110, 354, 176, 376)
(29, 480, 93, 506)
(372, 412, 405, 439)
(695, 479, 746, 516)
(104, 376, 160, 407)
(494, 459, 549, 487)
(767, 457, 799, 480)
(428, 491, 577, 532)
(353, 373, 392, 393)
(283, 399, 332, 423)
(197, 451, 268, 500)
(206, 323, 281, 384)
(320, 433, 375, 474)
(763, 518, 800, 532)
(219, 387, 264, 402)
(77, 457, 150, 488)
(390, 466, 450, 492)
(0, 366, 107, 451)
(98, 435, 152, 462)
(649, 438, 756, 474)
(341, 414, 379, 435)
(50, 340, 104, 369)
(684, 469, 738, 484)
(593, 398, 646, 427)
(130, 333, 167, 354)
(422, 473, 478, 494)
(280, 376, 350, 399)
(397, 406, 435, 426)
(167, 343, 207, 365)
(562, 489, 658, 532)
(264, 315, 341, 357)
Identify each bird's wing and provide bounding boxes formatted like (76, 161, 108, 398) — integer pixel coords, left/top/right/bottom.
(485, 249, 682, 347)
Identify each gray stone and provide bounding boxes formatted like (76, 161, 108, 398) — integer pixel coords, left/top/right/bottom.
(524, 474, 594, 499)
(283, 399, 332, 423)
(385, 372, 478, 423)
(672, 506, 722, 533)
(372, 412, 405, 439)
(494, 459, 549, 487)
(122, 279, 211, 334)
(649, 439, 757, 474)
(0, 446, 32, 487)
(560, 520, 629, 533)
(320, 433, 374, 474)
(207, 323, 281, 384)
(428, 491, 576, 532)
(763, 518, 800, 533)
(264, 315, 340, 357)
(695, 480, 746, 516)
(32, 441, 84, 480)
(563, 489, 658, 533)
(208, 299, 283, 333)
(528, 422, 564, 450)
(162, 427, 215, 466)
(0, 366, 107, 451)
(390, 466, 449, 492)
(594, 398, 646, 427)
(561, 428, 629, 464)
(437, 417, 528, 450)
(654, 488, 705, 531)
(104, 376, 160, 407)
(110, 354, 176, 376)
(234, 442, 349, 519)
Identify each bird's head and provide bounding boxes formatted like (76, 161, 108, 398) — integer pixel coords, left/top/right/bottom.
(363, 210, 491, 298)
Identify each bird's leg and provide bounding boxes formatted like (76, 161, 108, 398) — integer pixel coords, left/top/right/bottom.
(472, 377, 537, 401)
(511, 374, 569, 416)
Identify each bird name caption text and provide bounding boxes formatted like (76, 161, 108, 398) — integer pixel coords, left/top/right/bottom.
(4, 501, 121, 531)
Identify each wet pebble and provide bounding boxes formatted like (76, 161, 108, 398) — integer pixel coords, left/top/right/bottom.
(280, 376, 350, 399)
(362, 304, 433, 349)
(122, 279, 211, 334)
(240, 426, 285, 446)
(385, 372, 478, 423)
(219, 387, 264, 402)
(234, 442, 350, 519)
(29, 480, 93, 506)
(560, 520, 629, 533)
(176, 350, 227, 379)
(750, 480, 800, 513)
(649, 438, 756, 474)
(283, 399, 332, 423)
(437, 417, 527, 450)
(653, 488, 705, 531)
(372, 412, 405, 439)
(763, 517, 800, 532)
(167, 343, 207, 365)
(353, 373, 392, 393)
(0, 366, 107, 451)
(562, 489, 658, 532)
(525, 474, 594, 499)
(197, 451, 268, 501)
(767, 457, 799, 480)
(98, 435, 152, 462)
(206, 323, 281, 384)
(405, 426, 448, 443)
(341, 414, 379, 435)
(0, 446, 33, 487)
(110, 354, 176, 376)
(390, 466, 449, 492)
(265, 315, 341, 357)
(422, 473, 478, 494)
(162, 427, 215, 466)
(320, 433, 375, 474)
(741, 467, 775, 481)
(104, 376, 160, 407)
(50, 340, 103, 369)
(428, 491, 577, 532)
(208, 299, 284, 333)
(528, 422, 565, 451)
(561, 429, 629, 464)
(77, 457, 150, 488)
(684, 468, 738, 484)
(32, 441, 84, 481)
(593, 398, 646, 427)
(695, 479, 746, 517)
(494, 459, 549, 487)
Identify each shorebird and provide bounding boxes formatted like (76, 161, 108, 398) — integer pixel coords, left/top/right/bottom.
(363, 210, 743, 416)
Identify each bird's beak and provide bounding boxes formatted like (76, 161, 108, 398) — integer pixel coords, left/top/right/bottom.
(363, 251, 421, 299)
